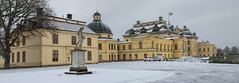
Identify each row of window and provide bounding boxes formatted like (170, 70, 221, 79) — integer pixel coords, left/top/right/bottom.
(11, 51, 26, 63)
(15, 36, 26, 46)
(121, 45, 132, 50)
(53, 34, 92, 46)
(198, 48, 210, 52)
(119, 44, 174, 52)
(52, 50, 92, 62)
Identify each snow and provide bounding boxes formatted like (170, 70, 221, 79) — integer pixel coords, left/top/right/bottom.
(177, 56, 202, 62)
(1, 61, 239, 83)
(98, 38, 117, 41)
(118, 41, 132, 44)
(162, 37, 180, 40)
(132, 36, 150, 39)
(50, 21, 96, 34)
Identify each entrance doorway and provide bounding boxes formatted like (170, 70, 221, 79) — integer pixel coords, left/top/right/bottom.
(123, 54, 126, 61)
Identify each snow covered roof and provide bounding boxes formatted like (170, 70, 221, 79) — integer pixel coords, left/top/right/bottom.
(98, 38, 117, 41)
(125, 24, 174, 35)
(132, 36, 150, 39)
(50, 21, 96, 35)
(118, 41, 132, 44)
(162, 37, 180, 40)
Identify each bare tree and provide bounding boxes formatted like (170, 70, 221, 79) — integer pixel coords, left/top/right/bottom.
(231, 46, 239, 55)
(217, 48, 223, 56)
(223, 46, 230, 55)
(0, 0, 54, 69)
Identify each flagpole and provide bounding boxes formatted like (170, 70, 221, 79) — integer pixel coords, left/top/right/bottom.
(168, 13, 170, 25)
(168, 13, 173, 25)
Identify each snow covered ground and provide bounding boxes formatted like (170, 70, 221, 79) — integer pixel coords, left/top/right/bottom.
(1, 61, 239, 83)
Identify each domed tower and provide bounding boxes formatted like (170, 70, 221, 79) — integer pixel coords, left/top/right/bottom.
(87, 11, 113, 39)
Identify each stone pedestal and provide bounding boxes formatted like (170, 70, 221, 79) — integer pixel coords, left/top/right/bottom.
(65, 49, 92, 75)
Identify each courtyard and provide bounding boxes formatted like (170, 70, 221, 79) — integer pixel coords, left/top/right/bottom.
(0, 61, 239, 83)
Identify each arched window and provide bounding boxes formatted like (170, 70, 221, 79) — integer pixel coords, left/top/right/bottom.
(139, 41, 142, 49)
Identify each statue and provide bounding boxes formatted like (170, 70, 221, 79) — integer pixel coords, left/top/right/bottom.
(75, 27, 85, 49)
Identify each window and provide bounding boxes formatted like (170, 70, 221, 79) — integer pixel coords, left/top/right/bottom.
(123, 45, 125, 50)
(12, 53, 15, 63)
(52, 50, 58, 62)
(188, 41, 190, 45)
(188, 47, 190, 52)
(164, 45, 166, 51)
(129, 45, 132, 50)
(108, 35, 110, 38)
(108, 44, 111, 50)
(160, 44, 162, 51)
(22, 36, 26, 45)
(139, 41, 142, 49)
(71, 36, 76, 45)
(203, 48, 205, 52)
(135, 54, 138, 60)
(208, 48, 210, 51)
(114, 55, 116, 60)
(168, 45, 169, 51)
(153, 54, 155, 58)
(144, 54, 147, 58)
(22, 51, 26, 62)
(129, 54, 132, 60)
(52, 34, 58, 44)
(171, 45, 173, 51)
(152, 41, 154, 48)
(109, 54, 111, 60)
(114, 44, 116, 50)
(16, 39, 20, 46)
(198, 48, 201, 52)
(117, 45, 119, 50)
(118, 55, 120, 60)
(17, 52, 20, 62)
(87, 38, 91, 46)
(87, 51, 92, 61)
(98, 43, 102, 50)
(111, 44, 113, 50)
(99, 55, 102, 61)
(175, 45, 178, 50)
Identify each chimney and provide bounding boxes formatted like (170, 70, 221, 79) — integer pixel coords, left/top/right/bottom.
(37, 7, 43, 17)
(67, 14, 72, 19)
(159, 16, 163, 21)
(137, 21, 140, 24)
(117, 39, 120, 42)
(184, 26, 187, 28)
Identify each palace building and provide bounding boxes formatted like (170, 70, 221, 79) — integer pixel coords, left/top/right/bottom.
(117, 17, 217, 61)
(0, 9, 217, 68)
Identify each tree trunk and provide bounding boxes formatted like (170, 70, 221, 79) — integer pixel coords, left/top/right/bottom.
(4, 46, 11, 69)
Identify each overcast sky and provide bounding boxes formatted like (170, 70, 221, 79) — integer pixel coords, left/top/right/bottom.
(49, 0, 239, 48)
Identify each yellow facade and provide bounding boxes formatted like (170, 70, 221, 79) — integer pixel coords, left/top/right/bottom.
(0, 58, 4, 68)
(118, 19, 217, 60)
(9, 15, 99, 68)
(197, 41, 217, 57)
(118, 37, 174, 60)
(98, 39, 118, 62)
